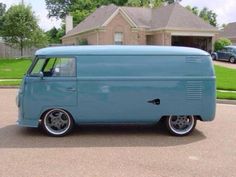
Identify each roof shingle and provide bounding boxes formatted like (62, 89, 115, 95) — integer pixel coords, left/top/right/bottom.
(63, 3, 217, 39)
(220, 22, 236, 38)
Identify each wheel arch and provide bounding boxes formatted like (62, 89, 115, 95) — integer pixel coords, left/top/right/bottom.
(39, 107, 75, 124)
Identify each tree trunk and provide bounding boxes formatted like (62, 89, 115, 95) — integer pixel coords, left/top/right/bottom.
(20, 39, 23, 57)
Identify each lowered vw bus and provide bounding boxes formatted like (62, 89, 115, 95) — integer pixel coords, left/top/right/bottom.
(17, 46, 216, 136)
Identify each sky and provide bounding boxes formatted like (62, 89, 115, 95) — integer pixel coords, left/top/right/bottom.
(1, 0, 236, 31)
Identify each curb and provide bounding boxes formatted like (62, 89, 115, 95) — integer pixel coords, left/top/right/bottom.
(0, 86, 19, 89)
(216, 99, 236, 105)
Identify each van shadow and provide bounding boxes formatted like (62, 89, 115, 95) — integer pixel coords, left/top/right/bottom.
(0, 123, 206, 148)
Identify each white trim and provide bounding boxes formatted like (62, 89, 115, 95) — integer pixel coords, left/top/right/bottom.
(102, 7, 137, 27)
(148, 27, 219, 33)
(171, 31, 215, 37)
(119, 8, 137, 27)
(62, 27, 100, 39)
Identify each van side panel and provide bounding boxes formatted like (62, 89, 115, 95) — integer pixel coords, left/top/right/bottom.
(75, 55, 215, 124)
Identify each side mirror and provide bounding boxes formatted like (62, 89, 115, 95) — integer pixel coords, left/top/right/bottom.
(39, 71, 44, 79)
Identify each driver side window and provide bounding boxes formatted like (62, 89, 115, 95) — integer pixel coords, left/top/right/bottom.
(30, 57, 76, 77)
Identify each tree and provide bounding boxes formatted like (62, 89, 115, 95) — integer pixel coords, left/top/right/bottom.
(1, 5, 48, 56)
(46, 26, 65, 44)
(0, 3, 6, 35)
(186, 6, 217, 27)
(186, 5, 198, 15)
(125, 0, 181, 7)
(214, 38, 232, 52)
(0, 3, 6, 16)
(165, 0, 181, 4)
(199, 7, 217, 27)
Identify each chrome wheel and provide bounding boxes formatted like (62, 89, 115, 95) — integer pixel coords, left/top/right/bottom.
(230, 57, 235, 63)
(211, 54, 216, 60)
(166, 115, 196, 136)
(43, 109, 73, 136)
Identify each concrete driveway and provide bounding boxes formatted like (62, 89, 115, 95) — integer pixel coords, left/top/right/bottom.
(0, 89, 236, 177)
(214, 60, 236, 69)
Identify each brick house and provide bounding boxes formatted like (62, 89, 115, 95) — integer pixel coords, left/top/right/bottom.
(62, 3, 218, 52)
(219, 22, 236, 45)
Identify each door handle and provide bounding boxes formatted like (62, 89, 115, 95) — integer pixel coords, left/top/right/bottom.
(147, 99, 160, 105)
(66, 87, 76, 92)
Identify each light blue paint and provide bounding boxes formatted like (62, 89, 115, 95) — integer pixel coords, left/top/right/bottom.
(17, 46, 216, 127)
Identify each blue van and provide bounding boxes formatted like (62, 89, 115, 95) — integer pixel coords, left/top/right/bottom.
(17, 46, 216, 136)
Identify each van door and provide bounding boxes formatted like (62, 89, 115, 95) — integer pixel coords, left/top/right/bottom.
(76, 55, 160, 123)
(23, 57, 77, 119)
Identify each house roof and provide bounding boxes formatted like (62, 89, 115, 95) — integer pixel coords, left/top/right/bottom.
(220, 22, 236, 38)
(62, 3, 217, 39)
(64, 4, 118, 38)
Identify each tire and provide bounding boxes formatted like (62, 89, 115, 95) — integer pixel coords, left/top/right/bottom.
(229, 57, 235, 64)
(211, 54, 216, 60)
(165, 115, 196, 136)
(42, 109, 74, 137)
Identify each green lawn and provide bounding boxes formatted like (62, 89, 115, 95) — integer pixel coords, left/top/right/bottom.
(0, 58, 32, 79)
(214, 65, 236, 91)
(0, 80, 21, 86)
(217, 91, 236, 100)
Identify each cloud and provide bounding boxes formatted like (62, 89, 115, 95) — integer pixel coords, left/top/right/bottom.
(181, 0, 236, 25)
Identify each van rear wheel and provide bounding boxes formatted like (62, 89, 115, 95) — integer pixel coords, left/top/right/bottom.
(42, 109, 74, 136)
(166, 115, 196, 136)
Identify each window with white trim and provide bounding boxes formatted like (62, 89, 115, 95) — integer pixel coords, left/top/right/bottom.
(114, 32, 123, 45)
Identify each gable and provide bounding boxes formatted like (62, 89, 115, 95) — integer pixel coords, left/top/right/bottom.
(102, 8, 137, 28)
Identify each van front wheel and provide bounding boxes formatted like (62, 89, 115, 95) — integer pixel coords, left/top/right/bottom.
(166, 115, 196, 136)
(42, 109, 74, 136)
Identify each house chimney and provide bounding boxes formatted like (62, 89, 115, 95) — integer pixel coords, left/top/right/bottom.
(65, 15, 73, 34)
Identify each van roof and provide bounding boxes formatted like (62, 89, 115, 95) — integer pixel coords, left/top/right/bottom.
(35, 45, 209, 56)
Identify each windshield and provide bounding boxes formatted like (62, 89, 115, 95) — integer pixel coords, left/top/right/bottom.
(29, 57, 76, 77)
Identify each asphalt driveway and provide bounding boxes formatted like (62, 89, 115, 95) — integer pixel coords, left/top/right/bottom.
(0, 89, 236, 177)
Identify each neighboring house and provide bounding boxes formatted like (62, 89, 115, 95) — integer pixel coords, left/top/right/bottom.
(219, 22, 236, 45)
(62, 3, 218, 52)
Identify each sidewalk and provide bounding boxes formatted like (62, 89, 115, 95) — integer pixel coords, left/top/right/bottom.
(0, 79, 21, 81)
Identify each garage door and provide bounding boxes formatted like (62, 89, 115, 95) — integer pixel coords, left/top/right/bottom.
(172, 36, 212, 52)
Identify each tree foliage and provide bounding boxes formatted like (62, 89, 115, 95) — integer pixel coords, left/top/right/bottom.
(0, 2, 6, 16)
(186, 5, 217, 27)
(126, 0, 163, 7)
(1, 5, 48, 56)
(214, 38, 232, 52)
(0, 3, 6, 35)
(46, 26, 65, 44)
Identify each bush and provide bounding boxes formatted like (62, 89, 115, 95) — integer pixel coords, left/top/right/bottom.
(78, 39, 88, 45)
(214, 38, 232, 51)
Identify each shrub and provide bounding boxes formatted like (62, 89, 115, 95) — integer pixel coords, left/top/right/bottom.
(214, 38, 232, 51)
(78, 39, 88, 45)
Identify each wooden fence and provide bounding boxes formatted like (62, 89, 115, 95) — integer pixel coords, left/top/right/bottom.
(0, 42, 38, 58)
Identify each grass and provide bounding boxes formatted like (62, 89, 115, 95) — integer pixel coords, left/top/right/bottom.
(0, 80, 22, 86)
(217, 91, 236, 100)
(0, 58, 32, 79)
(214, 65, 236, 91)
